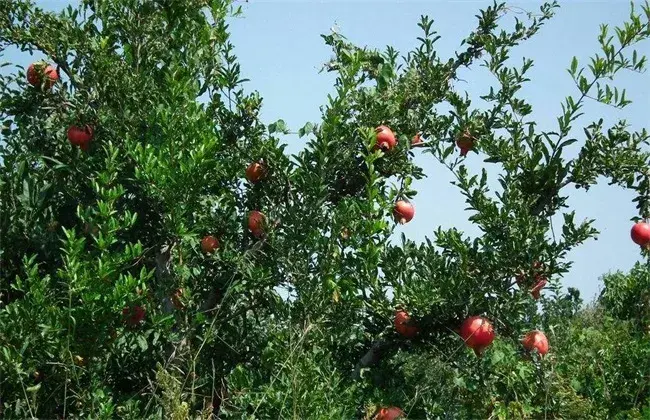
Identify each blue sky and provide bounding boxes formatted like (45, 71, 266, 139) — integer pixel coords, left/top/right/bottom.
(4, 1, 650, 301)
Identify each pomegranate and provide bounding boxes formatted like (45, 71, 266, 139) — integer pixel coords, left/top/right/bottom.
(456, 130, 475, 157)
(522, 330, 549, 356)
(201, 235, 220, 254)
(375, 125, 397, 152)
(412, 133, 424, 146)
(27, 62, 58, 89)
(394, 310, 419, 338)
(631, 222, 650, 246)
(245, 161, 266, 183)
(122, 305, 146, 326)
(393, 200, 415, 224)
(460, 316, 495, 354)
(67, 125, 94, 151)
(248, 210, 266, 238)
(376, 406, 405, 420)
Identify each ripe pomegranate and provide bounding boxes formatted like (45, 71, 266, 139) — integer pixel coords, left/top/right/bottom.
(67, 125, 94, 151)
(201, 235, 220, 254)
(522, 330, 549, 356)
(375, 125, 397, 152)
(412, 133, 424, 146)
(248, 210, 266, 238)
(394, 310, 419, 338)
(27, 62, 59, 89)
(393, 200, 415, 224)
(245, 161, 266, 183)
(631, 222, 650, 246)
(376, 406, 405, 420)
(122, 305, 146, 326)
(460, 316, 495, 355)
(456, 130, 475, 157)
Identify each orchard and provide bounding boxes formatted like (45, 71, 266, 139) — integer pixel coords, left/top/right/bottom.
(1, 0, 650, 419)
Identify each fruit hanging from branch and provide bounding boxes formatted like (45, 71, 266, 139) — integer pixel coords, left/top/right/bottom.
(26, 62, 59, 90)
(67, 125, 94, 151)
(522, 330, 549, 356)
(631, 221, 650, 247)
(393, 200, 415, 224)
(375, 406, 405, 420)
(245, 161, 267, 184)
(201, 235, 220, 254)
(375, 125, 397, 152)
(460, 316, 495, 355)
(455, 129, 475, 157)
(248, 210, 266, 238)
(394, 309, 419, 338)
(122, 305, 146, 327)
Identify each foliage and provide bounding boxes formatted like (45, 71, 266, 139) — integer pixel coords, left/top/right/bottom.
(1, 0, 650, 418)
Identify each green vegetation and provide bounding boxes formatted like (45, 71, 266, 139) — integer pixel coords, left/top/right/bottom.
(1, 0, 650, 418)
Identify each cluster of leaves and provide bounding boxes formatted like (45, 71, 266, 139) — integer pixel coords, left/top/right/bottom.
(1, 0, 650, 418)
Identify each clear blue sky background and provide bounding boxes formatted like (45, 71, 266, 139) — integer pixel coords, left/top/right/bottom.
(4, 1, 650, 301)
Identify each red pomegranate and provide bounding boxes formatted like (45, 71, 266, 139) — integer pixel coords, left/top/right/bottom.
(375, 125, 397, 152)
(394, 310, 419, 338)
(631, 222, 650, 246)
(245, 161, 266, 183)
(460, 316, 495, 355)
(201, 235, 220, 254)
(27, 62, 58, 89)
(248, 210, 266, 238)
(456, 130, 475, 157)
(411, 133, 424, 146)
(376, 406, 405, 420)
(67, 125, 94, 151)
(522, 330, 549, 356)
(393, 200, 415, 224)
(122, 305, 146, 326)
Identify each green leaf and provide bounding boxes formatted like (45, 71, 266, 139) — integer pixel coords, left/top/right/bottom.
(268, 119, 288, 134)
(570, 56, 578, 76)
(136, 335, 148, 351)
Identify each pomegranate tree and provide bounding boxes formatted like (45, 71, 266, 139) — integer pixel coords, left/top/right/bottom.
(1, 0, 649, 418)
